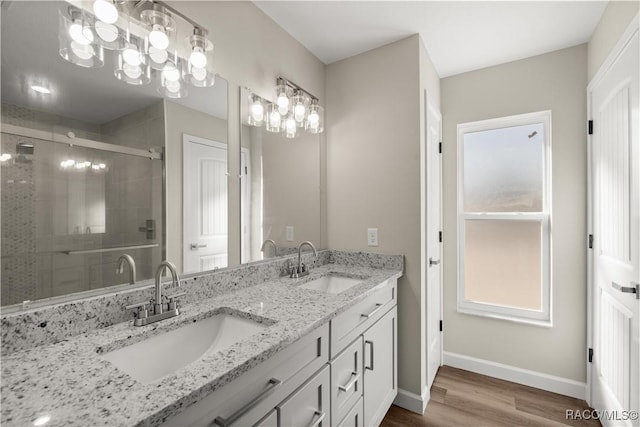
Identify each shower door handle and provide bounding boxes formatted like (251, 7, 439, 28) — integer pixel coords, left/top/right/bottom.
(189, 243, 207, 250)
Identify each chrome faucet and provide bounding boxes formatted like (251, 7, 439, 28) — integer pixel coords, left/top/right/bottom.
(116, 254, 136, 284)
(291, 241, 317, 278)
(260, 239, 277, 258)
(125, 260, 185, 327)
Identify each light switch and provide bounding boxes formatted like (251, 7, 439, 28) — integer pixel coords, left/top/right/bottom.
(367, 228, 378, 246)
(286, 226, 294, 242)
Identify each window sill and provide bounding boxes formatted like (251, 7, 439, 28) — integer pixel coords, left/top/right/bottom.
(457, 306, 553, 328)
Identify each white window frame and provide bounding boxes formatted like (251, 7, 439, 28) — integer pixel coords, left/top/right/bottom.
(457, 110, 552, 326)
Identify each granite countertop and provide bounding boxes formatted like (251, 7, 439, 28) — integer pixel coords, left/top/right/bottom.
(1, 263, 402, 426)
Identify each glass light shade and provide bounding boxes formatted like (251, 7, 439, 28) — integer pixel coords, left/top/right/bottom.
(158, 57, 187, 98)
(93, 0, 118, 25)
(114, 51, 150, 85)
(305, 100, 324, 134)
(266, 104, 282, 133)
(292, 90, 308, 126)
(149, 25, 169, 50)
(183, 61, 215, 87)
(141, 8, 175, 69)
(59, 8, 104, 68)
(185, 29, 213, 71)
(248, 95, 264, 127)
(92, 20, 123, 50)
(284, 115, 297, 139)
(275, 81, 292, 115)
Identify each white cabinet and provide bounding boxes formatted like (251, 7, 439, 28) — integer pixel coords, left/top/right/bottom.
(337, 397, 363, 427)
(254, 410, 277, 427)
(363, 306, 397, 427)
(278, 365, 330, 427)
(331, 337, 363, 424)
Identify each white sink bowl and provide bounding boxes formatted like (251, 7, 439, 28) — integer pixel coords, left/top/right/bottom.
(100, 313, 267, 384)
(299, 274, 366, 294)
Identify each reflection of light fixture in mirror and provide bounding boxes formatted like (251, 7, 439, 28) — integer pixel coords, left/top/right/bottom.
(93, 0, 118, 24)
(0, 153, 12, 162)
(248, 94, 265, 126)
(31, 85, 51, 95)
(266, 104, 282, 133)
(306, 99, 324, 134)
(275, 78, 292, 115)
(184, 61, 215, 87)
(59, 7, 104, 68)
(284, 115, 297, 139)
(159, 58, 188, 98)
(115, 47, 150, 85)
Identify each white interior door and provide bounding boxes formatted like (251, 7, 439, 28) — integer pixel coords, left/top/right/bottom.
(183, 134, 228, 273)
(426, 95, 443, 389)
(590, 20, 639, 426)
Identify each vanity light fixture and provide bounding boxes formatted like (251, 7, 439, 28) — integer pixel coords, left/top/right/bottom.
(247, 77, 324, 137)
(57, 1, 216, 98)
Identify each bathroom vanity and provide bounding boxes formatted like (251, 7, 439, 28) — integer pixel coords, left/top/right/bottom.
(0, 251, 402, 426)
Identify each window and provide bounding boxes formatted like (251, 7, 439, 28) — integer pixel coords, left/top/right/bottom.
(457, 111, 551, 325)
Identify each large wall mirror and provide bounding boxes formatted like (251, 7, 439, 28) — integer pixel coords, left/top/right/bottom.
(0, 1, 228, 309)
(239, 88, 323, 263)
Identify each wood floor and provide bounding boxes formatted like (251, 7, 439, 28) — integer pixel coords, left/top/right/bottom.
(381, 366, 601, 427)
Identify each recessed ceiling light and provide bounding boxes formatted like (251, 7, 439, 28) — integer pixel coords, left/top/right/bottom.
(31, 85, 51, 95)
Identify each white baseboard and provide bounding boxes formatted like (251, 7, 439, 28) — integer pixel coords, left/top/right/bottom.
(393, 386, 430, 414)
(443, 352, 587, 400)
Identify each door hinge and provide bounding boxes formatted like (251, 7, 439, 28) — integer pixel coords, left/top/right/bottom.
(439, 320, 443, 332)
(588, 348, 593, 363)
(439, 231, 442, 243)
(588, 120, 593, 135)
(588, 234, 593, 249)
(438, 142, 442, 154)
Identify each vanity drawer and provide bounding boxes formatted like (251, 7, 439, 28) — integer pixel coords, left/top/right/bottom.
(330, 279, 396, 357)
(278, 365, 330, 427)
(254, 409, 277, 427)
(162, 323, 329, 427)
(331, 337, 363, 425)
(337, 396, 364, 427)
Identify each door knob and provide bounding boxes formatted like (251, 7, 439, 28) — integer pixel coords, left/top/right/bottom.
(429, 257, 441, 266)
(612, 281, 639, 299)
(189, 243, 207, 250)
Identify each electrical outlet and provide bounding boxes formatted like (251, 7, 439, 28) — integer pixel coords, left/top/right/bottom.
(286, 226, 294, 242)
(367, 228, 378, 246)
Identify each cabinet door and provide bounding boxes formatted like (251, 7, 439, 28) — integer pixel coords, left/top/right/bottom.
(278, 365, 330, 427)
(337, 397, 363, 427)
(363, 306, 397, 427)
(254, 409, 277, 427)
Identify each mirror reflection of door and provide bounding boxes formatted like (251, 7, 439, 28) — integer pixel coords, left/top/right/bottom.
(183, 134, 228, 273)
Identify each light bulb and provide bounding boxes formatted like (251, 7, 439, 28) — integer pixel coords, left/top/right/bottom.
(269, 110, 281, 126)
(122, 45, 141, 66)
(93, 0, 118, 24)
(69, 21, 93, 45)
(277, 94, 289, 115)
(294, 103, 306, 122)
(189, 47, 207, 68)
(149, 25, 169, 50)
(148, 46, 168, 64)
(95, 21, 118, 43)
(98, 163, 106, 169)
(191, 66, 207, 81)
(71, 42, 95, 60)
(251, 101, 264, 122)
(123, 64, 141, 79)
(308, 111, 319, 125)
(165, 80, 181, 93)
(286, 117, 296, 132)
(162, 64, 180, 82)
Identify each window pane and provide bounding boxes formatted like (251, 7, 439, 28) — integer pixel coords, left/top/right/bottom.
(463, 123, 544, 212)
(464, 220, 542, 311)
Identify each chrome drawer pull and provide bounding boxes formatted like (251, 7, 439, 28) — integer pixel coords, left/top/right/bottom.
(365, 340, 374, 371)
(213, 378, 281, 426)
(361, 303, 383, 318)
(308, 411, 326, 427)
(338, 371, 360, 392)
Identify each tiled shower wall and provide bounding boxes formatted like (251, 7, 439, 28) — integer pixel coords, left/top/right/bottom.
(1, 102, 164, 307)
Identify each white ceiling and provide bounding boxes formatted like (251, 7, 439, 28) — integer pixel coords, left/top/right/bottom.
(254, 1, 608, 77)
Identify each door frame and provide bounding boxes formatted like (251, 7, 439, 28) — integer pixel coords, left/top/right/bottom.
(182, 133, 228, 272)
(586, 13, 640, 405)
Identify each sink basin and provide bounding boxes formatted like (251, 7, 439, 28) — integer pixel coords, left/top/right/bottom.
(298, 274, 366, 294)
(100, 313, 267, 384)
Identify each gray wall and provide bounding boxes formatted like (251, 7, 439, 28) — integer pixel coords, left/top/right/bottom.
(441, 44, 588, 382)
(326, 34, 441, 397)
